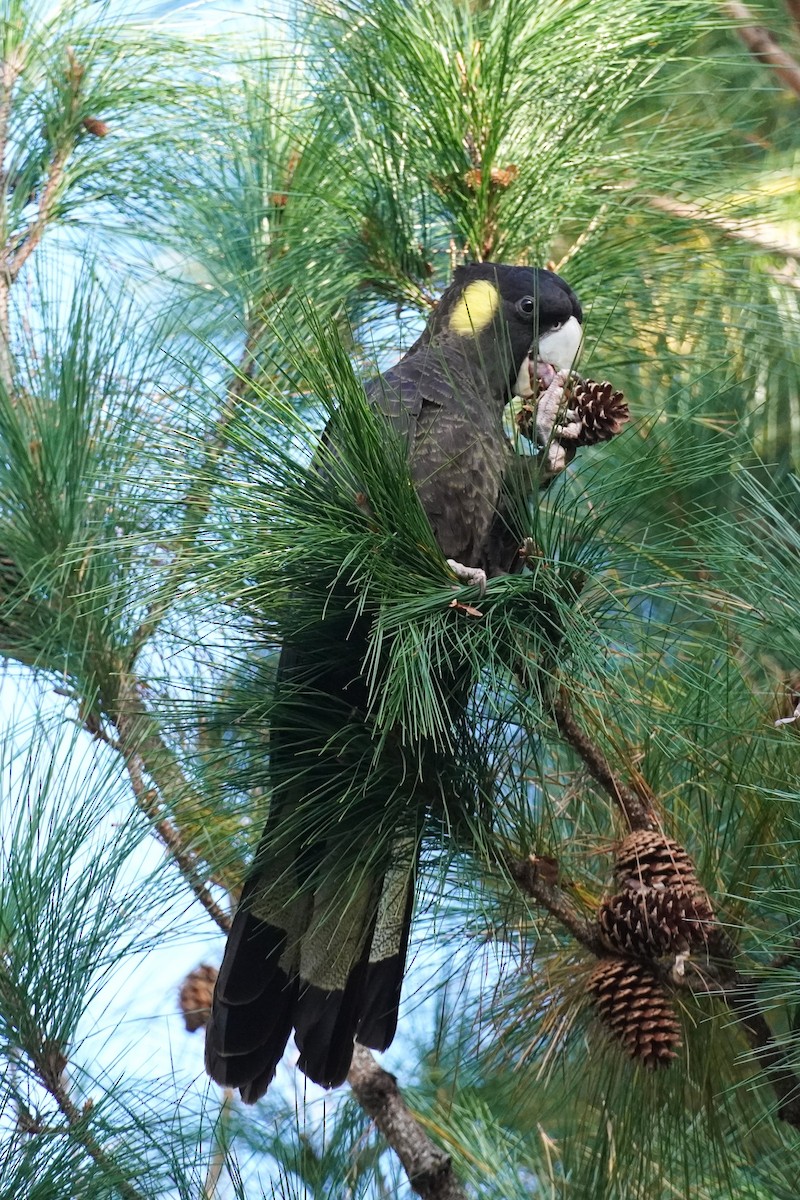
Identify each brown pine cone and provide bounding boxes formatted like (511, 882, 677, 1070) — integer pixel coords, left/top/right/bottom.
(82, 117, 109, 137)
(613, 830, 701, 893)
(598, 886, 714, 958)
(568, 379, 629, 445)
(178, 963, 218, 1033)
(588, 957, 681, 1068)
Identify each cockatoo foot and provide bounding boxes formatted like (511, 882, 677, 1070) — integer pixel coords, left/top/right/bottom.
(447, 560, 487, 594)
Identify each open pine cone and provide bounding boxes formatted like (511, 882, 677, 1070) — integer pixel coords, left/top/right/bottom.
(613, 830, 701, 893)
(598, 885, 714, 958)
(588, 957, 681, 1068)
(511, 372, 629, 447)
(598, 830, 714, 961)
(567, 379, 629, 445)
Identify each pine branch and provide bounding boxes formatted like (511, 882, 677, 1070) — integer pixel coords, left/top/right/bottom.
(512, 848, 800, 1127)
(6, 143, 71, 282)
(724, 1, 800, 97)
(509, 855, 604, 954)
(347, 1045, 468, 1200)
(6, 48, 83, 284)
(552, 688, 657, 831)
(2, 1012, 147, 1200)
(0, 48, 25, 397)
(521, 696, 800, 1125)
(0, 53, 21, 168)
(676, 952, 800, 1129)
(723, 973, 800, 1127)
(202, 1088, 234, 1200)
(647, 194, 800, 259)
(113, 674, 232, 933)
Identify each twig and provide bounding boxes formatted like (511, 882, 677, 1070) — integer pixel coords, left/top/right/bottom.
(0, 49, 25, 396)
(723, 1, 800, 97)
(347, 1045, 468, 1200)
(523, 695, 800, 1125)
(0, 279, 12, 398)
(23, 1031, 146, 1200)
(766, 936, 800, 972)
(679, 949, 800, 1128)
(647, 194, 800, 259)
(0, 52, 22, 168)
(113, 674, 231, 933)
(510, 843, 800, 1127)
(723, 973, 800, 1126)
(508, 856, 605, 955)
(6, 141, 73, 283)
(552, 688, 657, 831)
(7, 50, 83, 284)
(787, 0, 800, 35)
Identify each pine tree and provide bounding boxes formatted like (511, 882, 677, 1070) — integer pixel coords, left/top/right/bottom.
(2, 1, 800, 1198)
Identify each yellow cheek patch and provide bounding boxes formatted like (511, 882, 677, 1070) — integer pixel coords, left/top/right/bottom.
(448, 279, 500, 336)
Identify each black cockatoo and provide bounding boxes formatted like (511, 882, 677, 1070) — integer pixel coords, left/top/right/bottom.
(205, 262, 584, 1099)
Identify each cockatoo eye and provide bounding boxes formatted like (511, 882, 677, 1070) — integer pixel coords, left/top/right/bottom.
(516, 296, 535, 315)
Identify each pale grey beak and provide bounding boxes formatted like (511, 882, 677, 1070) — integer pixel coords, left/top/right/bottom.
(512, 315, 584, 398)
(537, 315, 583, 372)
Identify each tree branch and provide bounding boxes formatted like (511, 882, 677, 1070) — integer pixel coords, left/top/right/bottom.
(113, 674, 232, 933)
(510, 842, 800, 1128)
(647, 193, 800, 259)
(724, 1, 800, 97)
(0, 48, 25, 397)
(786, 0, 800, 34)
(347, 1045, 468, 1200)
(11, 1023, 146, 1200)
(723, 972, 800, 1126)
(509, 855, 605, 954)
(532, 693, 800, 1126)
(202, 1087, 234, 1200)
(6, 48, 83, 284)
(552, 688, 657, 831)
(677, 950, 800, 1128)
(6, 141, 72, 283)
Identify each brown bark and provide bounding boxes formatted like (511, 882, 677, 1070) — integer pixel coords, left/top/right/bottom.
(0, 51, 24, 396)
(552, 688, 657, 831)
(509, 856, 605, 954)
(724, 2, 800, 97)
(113, 674, 232, 932)
(648, 194, 800, 259)
(347, 1045, 468, 1200)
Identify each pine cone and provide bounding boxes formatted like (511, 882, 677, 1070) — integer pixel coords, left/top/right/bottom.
(178, 963, 217, 1033)
(568, 379, 629, 445)
(82, 117, 109, 137)
(588, 957, 681, 1068)
(613, 830, 701, 893)
(598, 886, 713, 958)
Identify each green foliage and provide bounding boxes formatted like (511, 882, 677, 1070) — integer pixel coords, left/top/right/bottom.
(1, 0, 800, 1197)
